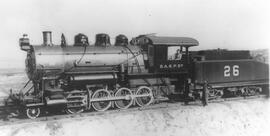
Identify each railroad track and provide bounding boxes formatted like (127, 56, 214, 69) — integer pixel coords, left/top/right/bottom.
(0, 94, 267, 126)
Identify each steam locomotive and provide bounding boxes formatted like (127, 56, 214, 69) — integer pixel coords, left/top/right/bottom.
(5, 31, 269, 119)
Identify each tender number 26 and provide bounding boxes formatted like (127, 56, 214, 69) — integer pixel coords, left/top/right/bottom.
(224, 65, 239, 77)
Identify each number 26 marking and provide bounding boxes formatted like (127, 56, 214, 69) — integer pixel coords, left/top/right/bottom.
(224, 65, 239, 77)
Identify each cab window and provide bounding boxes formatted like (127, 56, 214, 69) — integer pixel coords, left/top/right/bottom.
(168, 46, 185, 60)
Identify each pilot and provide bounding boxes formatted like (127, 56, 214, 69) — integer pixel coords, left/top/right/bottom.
(174, 49, 182, 60)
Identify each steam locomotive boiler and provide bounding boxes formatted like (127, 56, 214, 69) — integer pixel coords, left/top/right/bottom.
(4, 31, 269, 119)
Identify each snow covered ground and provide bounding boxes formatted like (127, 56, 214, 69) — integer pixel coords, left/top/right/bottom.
(0, 69, 27, 97)
(0, 99, 269, 136)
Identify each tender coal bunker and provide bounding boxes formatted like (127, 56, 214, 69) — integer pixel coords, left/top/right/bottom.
(192, 49, 252, 60)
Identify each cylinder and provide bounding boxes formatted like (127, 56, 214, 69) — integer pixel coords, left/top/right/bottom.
(43, 31, 53, 46)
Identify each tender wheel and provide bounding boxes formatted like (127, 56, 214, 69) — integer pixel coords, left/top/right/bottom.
(92, 89, 112, 111)
(135, 86, 154, 107)
(241, 87, 255, 96)
(254, 87, 262, 94)
(208, 88, 223, 99)
(26, 107, 41, 119)
(115, 88, 133, 109)
(241, 87, 249, 96)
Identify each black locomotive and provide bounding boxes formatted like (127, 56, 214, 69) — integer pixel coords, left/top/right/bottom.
(4, 31, 269, 119)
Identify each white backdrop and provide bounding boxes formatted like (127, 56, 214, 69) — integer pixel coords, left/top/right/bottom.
(0, 0, 269, 68)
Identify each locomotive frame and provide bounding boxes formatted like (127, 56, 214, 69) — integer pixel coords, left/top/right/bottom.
(3, 31, 269, 119)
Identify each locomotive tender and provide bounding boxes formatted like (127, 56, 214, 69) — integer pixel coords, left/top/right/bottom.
(5, 31, 269, 119)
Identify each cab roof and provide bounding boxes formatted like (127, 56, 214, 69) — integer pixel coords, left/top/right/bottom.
(144, 36, 199, 47)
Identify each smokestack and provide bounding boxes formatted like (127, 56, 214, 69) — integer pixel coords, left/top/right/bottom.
(43, 31, 53, 46)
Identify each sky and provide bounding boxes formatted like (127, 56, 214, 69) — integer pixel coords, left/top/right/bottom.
(0, 0, 269, 68)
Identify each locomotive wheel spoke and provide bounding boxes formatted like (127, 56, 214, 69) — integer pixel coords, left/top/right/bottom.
(66, 107, 85, 114)
(135, 86, 154, 107)
(66, 91, 87, 114)
(26, 107, 41, 119)
(115, 88, 133, 109)
(91, 89, 111, 111)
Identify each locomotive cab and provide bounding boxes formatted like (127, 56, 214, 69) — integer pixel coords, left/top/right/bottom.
(136, 36, 199, 73)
